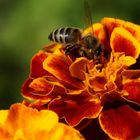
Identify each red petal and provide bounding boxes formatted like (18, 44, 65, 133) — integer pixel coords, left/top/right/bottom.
(49, 91, 102, 126)
(111, 27, 140, 59)
(21, 77, 66, 100)
(43, 52, 84, 90)
(29, 77, 53, 92)
(99, 105, 140, 140)
(123, 80, 140, 104)
(21, 78, 52, 100)
(30, 51, 51, 78)
(24, 100, 50, 110)
(122, 70, 140, 79)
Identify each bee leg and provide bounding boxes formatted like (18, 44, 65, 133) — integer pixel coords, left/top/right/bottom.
(79, 50, 85, 57)
(79, 47, 93, 59)
(79, 49, 87, 57)
(65, 44, 74, 55)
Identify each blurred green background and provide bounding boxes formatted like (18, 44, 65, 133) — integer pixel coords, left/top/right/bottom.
(0, 0, 140, 109)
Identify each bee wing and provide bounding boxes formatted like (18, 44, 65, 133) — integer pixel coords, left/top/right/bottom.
(83, 0, 94, 34)
(43, 43, 63, 53)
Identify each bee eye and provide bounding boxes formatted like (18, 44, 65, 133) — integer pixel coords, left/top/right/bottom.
(82, 35, 91, 43)
(92, 37, 98, 45)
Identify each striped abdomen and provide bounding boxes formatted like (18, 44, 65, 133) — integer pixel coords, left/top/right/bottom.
(48, 27, 82, 44)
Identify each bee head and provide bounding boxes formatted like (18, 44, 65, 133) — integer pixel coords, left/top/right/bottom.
(82, 35, 98, 49)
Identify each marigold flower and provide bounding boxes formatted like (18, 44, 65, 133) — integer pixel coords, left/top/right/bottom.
(21, 17, 140, 140)
(0, 103, 84, 140)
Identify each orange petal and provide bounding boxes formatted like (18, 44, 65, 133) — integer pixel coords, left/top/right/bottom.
(30, 51, 51, 78)
(102, 17, 140, 42)
(89, 53, 135, 87)
(49, 91, 102, 126)
(43, 52, 84, 90)
(66, 89, 85, 95)
(99, 105, 140, 140)
(0, 110, 8, 125)
(0, 103, 85, 140)
(8, 104, 58, 130)
(88, 76, 107, 92)
(123, 79, 140, 104)
(111, 27, 140, 59)
(102, 17, 126, 37)
(104, 53, 136, 88)
(69, 57, 89, 81)
(45, 123, 85, 140)
(0, 103, 59, 139)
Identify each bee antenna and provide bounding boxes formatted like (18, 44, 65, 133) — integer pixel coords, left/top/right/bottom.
(83, 0, 94, 34)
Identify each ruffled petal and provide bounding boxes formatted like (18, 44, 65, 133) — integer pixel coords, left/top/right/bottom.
(102, 17, 140, 42)
(12, 104, 58, 131)
(123, 79, 140, 105)
(22, 78, 39, 100)
(111, 27, 140, 59)
(45, 123, 85, 140)
(21, 77, 66, 100)
(99, 105, 140, 140)
(88, 76, 107, 92)
(30, 51, 51, 78)
(69, 57, 89, 81)
(0, 103, 85, 140)
(0, 103, 59, 139)
(21, 78, 52, 100)
(43, 51, 84, 90)
(29, 77, 53, 93)
(102, 17, 126, 37)
(49, 91, 102, 126)
(105, 53, 136, 82)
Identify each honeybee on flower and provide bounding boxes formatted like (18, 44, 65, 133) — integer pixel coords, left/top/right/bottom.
(47, 0, 108, 63)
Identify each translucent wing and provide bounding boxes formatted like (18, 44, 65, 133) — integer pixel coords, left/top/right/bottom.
(83, 0, 94, 34)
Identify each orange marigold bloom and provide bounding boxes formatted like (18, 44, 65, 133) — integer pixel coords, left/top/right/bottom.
(21, 17, 140, 140)
(0, 103, 84, 140)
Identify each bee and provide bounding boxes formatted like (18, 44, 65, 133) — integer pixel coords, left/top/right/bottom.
(48, 27, 82, 44)
(48, 1, 106, 61)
